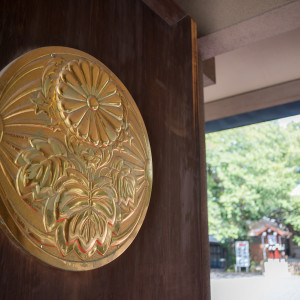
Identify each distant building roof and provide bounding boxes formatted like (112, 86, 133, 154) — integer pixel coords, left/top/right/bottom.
(209, 235, 220, 243)
(248, 218, 292, 237)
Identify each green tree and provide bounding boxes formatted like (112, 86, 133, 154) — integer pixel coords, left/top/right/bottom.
(206, 120, 300, 243)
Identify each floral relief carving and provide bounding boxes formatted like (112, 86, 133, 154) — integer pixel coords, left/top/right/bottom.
(56, 59, 124, 146)
(0, 50, 152, 269)
(46, 169, 121, 258)
(16, 137, 121, 259)
(16, 137, 72, 213)
(111, 158, 136, 207)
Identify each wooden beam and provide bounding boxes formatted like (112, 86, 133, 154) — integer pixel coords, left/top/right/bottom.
(191, 18, 211, 300)
(202, 57, 216, 87)
(205, 79, 300, 122)
(198, 1, 300, 60)
(142, 0, 186, 26)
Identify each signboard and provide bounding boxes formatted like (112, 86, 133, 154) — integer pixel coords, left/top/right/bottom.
(235, 241, 250, 268)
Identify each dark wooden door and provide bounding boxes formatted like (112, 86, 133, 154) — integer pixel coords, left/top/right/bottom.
(0, 0, 210, 299)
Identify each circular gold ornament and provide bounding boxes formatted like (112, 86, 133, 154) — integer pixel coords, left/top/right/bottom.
(0, 47, 152, 271)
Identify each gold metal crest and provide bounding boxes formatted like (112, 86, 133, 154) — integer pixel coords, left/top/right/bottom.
(0, 47, 152, 271)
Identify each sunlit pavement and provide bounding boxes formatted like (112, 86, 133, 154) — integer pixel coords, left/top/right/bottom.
(211, 272, 300, 300)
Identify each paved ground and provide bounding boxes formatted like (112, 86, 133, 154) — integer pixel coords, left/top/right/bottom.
(211, 273, 300, 300)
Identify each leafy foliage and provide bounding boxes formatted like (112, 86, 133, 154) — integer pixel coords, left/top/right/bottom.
(206, 119, 300, 243)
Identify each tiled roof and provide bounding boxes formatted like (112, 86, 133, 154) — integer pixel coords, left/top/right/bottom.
(248, 219, 291, 237)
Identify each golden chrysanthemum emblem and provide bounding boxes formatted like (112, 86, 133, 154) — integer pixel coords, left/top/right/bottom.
(56, 59, 124, 146)
(0, 47, 152, 271)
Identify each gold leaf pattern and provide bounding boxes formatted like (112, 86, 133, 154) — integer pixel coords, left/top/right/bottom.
(111, 158, 136, 207)
(0, 47, 152, 271)
(56, 59, 124, 146)
(16, 137, 71, 212)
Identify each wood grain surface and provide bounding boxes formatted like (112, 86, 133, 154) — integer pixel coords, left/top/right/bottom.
(0, 0, 209, 299)
(142, 0, 186, 25)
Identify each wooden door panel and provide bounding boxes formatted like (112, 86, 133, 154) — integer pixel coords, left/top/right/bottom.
(0, 1, 209, 299)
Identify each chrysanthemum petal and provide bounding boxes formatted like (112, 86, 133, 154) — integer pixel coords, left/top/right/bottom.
(66, 106, 89, 128)
(80, 60, 92, 90)
(77, 110, 91, 138)
(57, 82, 86, 101)
(89, 115, 100, 145)
(70, 61, 86, 87)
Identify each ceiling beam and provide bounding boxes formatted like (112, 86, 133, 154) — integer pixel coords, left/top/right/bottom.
(198, 1, 300, 61)
(202, 58, 216, 87)
(205, 79, 300, 122)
